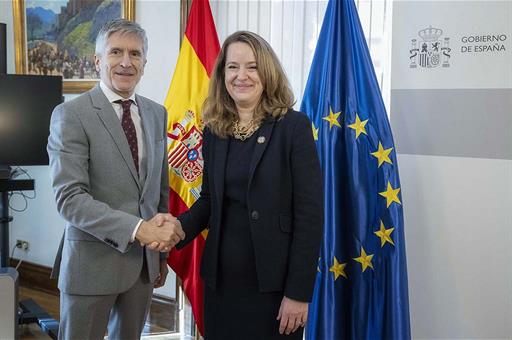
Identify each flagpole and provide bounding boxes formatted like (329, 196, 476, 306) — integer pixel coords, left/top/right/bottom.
(180, 0, 192, 45)
(177, 1, 194, 336)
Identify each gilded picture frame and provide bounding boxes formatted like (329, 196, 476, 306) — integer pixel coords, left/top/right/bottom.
(12, 0, 135, 94)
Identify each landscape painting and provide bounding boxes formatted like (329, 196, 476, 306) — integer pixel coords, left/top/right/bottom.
(13, 0, 135, 93)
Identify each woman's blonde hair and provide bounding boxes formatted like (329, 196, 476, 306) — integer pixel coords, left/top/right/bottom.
(203, 31, 294, 137)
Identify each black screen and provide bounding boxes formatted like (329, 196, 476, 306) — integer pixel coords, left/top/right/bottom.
(0, 74, 62, 166)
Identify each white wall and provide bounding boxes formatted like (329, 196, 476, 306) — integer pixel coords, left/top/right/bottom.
(399, 154, 512, 339)
(391, 1, 512, 338)
(0, 0, 181, 298)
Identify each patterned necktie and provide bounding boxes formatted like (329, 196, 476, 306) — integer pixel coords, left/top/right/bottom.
(115, 99, 139, 173)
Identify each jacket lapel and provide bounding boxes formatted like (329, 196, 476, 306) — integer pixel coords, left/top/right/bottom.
(90, 86, 142, 191)
(213, 135, 228, 211)
(248, 118, 275, 188)
(136, 94, 155, 197)
(212, 117, 275, 210)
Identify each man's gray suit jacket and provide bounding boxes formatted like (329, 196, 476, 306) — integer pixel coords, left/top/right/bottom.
(47, 85, 169, 295)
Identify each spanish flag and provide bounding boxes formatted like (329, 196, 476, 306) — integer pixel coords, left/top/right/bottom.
(164, 0, 220, 334)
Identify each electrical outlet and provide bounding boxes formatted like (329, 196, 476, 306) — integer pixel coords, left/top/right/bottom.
(15, 239, 29, 251)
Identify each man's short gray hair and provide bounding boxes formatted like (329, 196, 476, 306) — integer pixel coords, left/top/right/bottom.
(95, 19, 148, 58)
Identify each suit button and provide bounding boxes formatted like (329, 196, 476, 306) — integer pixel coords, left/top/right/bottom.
(251, 210, 259, 220)
(140, 198, 145, 204)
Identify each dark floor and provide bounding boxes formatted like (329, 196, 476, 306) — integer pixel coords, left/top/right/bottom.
(18, 286, 179, 339)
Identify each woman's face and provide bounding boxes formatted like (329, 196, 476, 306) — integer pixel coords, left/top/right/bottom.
(224, 42, 263, 113)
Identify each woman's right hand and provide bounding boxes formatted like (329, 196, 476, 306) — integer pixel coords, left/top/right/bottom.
(277, 296, 308, 335)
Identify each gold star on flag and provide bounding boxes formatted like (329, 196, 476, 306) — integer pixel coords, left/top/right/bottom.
(370, 142, 393, 167)
(329, 256, 347, 280)
(348, 113, 368, 139)
(379, 181, 401, 208)
(322, 107, 342, 129)
(374, 220, 395, 247)
(353, 247, 374, 272)
(312, 123, 319, 141)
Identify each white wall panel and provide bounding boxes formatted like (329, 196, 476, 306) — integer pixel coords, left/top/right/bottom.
(399, 154, 512, 338)
(392, 0, 512, 90)
(391, 1, 512, 338)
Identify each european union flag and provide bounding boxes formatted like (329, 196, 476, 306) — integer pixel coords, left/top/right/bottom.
(301, 0, 411, 339)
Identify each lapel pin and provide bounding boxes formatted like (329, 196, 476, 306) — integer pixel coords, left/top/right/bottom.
(257, 136, 266, 144)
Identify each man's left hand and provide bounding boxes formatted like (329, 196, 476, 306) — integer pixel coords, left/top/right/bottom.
(154, 258, 169, 288)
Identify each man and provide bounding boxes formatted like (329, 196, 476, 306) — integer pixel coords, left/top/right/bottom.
(47, 19, 183, 339)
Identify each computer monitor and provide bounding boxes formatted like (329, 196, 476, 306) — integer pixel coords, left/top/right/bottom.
(0, 74, 62, 167)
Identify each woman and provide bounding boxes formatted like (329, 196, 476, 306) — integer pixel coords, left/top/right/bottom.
(176, 31, 323, 339)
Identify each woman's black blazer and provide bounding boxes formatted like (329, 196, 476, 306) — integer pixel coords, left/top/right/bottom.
(177, 109, 323, 302)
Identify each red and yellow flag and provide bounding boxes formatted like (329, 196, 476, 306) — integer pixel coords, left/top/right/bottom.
(164, 0, 219, 334)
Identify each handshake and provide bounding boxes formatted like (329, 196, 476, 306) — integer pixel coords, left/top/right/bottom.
(135, 213, 185, 252)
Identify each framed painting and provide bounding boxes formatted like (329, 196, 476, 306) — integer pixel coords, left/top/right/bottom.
(12, 0, 135, 94)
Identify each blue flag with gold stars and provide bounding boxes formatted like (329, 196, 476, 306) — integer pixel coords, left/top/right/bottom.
(301, 0, 411, 339)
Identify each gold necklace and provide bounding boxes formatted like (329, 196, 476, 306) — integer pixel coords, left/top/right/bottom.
(232, 118, 260, 141)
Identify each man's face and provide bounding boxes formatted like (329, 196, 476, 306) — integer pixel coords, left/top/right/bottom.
(94, 31, 146, 98)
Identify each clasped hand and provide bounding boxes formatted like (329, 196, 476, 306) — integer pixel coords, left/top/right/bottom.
(135, 213, 185, 252)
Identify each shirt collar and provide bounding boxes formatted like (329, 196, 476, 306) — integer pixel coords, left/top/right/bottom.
(99, 81, 137, 106)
